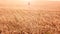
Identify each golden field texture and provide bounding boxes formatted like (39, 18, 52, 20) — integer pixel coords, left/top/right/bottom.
(0, 8, 60, 34)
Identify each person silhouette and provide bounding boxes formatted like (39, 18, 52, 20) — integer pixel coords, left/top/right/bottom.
(28, 2, 31, 9)
(28, 2, 30, 6)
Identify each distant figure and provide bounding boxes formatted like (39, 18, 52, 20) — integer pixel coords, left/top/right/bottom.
(28, 2, 30, 6)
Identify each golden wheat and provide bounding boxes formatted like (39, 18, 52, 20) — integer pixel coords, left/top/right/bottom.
(0, 8, 60, 34)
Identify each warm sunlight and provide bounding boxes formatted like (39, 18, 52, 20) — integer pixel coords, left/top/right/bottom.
(24, 0, 32, 2)
(0, 0, 60, 34)
(22, 0, 35, 3)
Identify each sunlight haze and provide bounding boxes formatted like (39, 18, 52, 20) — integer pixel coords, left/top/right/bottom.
(0, 0, 60, 11)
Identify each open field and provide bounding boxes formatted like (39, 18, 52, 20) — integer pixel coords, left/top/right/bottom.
(0, 0, 60, 34)
(0, 8, 60, 34)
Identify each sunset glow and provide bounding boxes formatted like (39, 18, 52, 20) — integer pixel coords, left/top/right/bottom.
(0, 0, 60, 34)
(22, 0, 35, 4)
(24, 0, 32, 2)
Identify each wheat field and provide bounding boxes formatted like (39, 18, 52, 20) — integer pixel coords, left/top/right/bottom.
(0, 8, 60, 34)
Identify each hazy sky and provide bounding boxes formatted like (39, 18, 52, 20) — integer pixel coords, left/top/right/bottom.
(0, 0, 60, 5)
(0, 0, 60, 4)
(0, 0, 60, 8)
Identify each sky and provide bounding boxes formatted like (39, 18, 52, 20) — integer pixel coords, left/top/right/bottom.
(0, 0, 60, 6)
(0, 0, 60, 10)
(0, 0, 60, 4)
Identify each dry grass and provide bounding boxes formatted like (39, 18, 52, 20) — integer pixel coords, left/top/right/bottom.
(0, 8, 60, 34)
